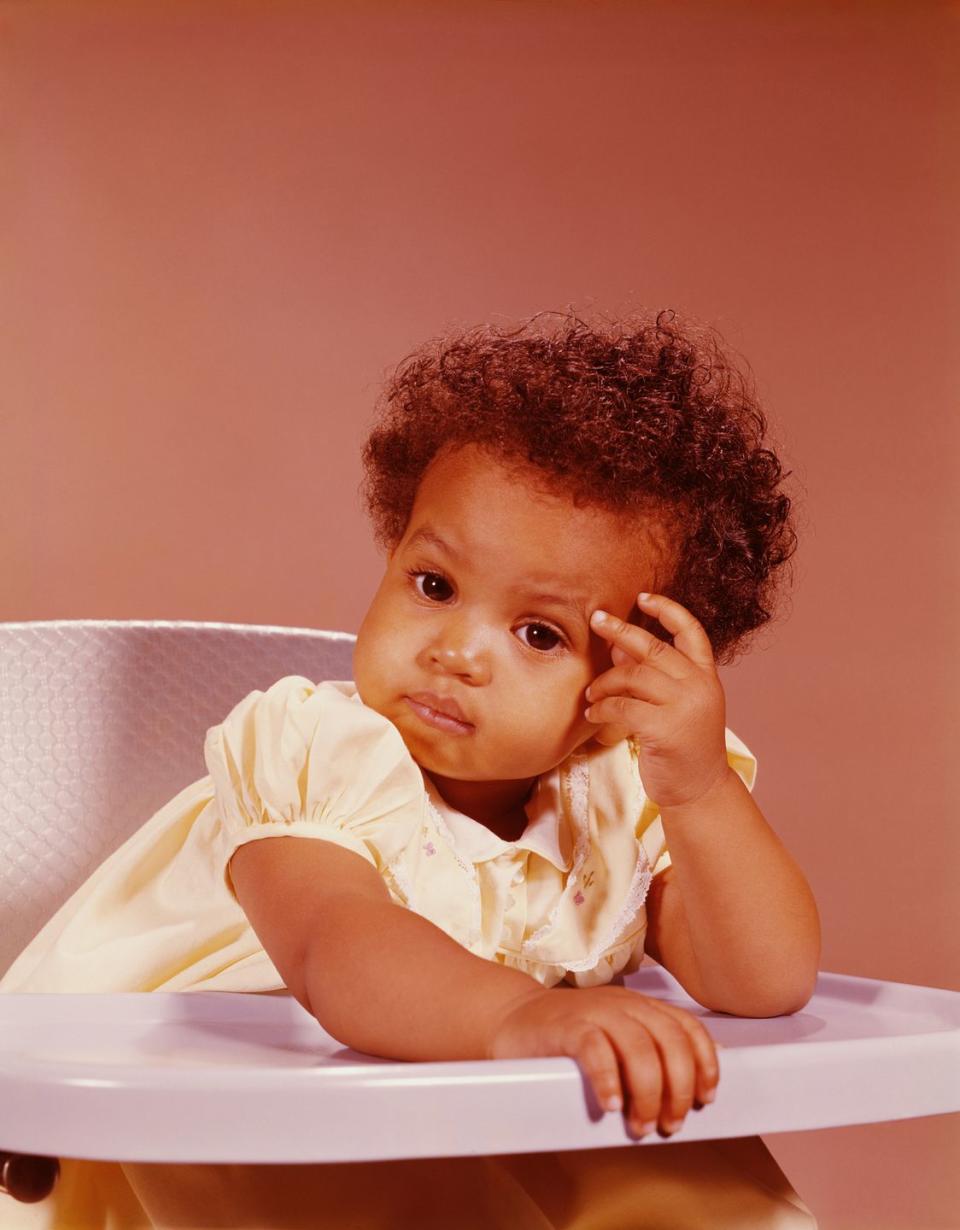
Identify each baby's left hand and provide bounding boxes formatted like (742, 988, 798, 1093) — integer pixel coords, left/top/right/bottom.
(584, 593, 730, 809)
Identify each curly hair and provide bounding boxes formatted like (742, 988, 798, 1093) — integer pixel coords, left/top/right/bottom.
(359, 309, 796, 663)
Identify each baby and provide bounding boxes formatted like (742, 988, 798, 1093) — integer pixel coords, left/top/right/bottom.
(2, 310, 821, 1229)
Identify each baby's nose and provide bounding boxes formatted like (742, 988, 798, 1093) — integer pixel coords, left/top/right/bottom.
(431, 643, 484, 675)
(425, 626, 490, 680)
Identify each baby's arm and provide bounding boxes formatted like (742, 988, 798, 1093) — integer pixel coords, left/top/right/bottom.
(645, 771, 820, 1016)
(586, 594, 821, 1017)
(230, 836, 718, 1138)
(230, 836, 537, 1060)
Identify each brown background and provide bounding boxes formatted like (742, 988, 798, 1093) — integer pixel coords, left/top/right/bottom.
(1, 2, 957, 1226)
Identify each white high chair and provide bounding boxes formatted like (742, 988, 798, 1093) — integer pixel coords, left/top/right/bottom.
(1, 621, 958, 1209)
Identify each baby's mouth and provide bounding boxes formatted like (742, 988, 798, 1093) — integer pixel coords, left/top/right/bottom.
(403, 695, 475, 735)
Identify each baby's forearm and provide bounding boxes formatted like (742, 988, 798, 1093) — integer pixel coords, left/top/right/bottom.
(657, 768, 821, 1016)
(303, 894, 545, 1060)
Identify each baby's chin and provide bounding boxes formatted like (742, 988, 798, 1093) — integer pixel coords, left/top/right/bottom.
(410, 742, 603, 791)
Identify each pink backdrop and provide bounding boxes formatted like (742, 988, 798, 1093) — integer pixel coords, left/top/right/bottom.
(2, 2, 957, 1226)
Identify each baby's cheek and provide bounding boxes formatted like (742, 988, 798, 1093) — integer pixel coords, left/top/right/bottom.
(546, 693, 593, 757)
(351, 643, 383, 707)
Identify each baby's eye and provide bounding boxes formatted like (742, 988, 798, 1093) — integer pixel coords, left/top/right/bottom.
(516, 623, 565, 654)
(406, 570, 450, 600)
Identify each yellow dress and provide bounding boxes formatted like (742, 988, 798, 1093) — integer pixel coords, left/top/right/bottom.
(0, 677, 817, 1229)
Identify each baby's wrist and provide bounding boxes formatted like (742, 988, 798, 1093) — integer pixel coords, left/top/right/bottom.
(484, 983, 552, 1060)
(658, 763, 739, 820)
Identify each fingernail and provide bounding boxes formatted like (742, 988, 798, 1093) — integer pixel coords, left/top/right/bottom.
(604, 1094, 622, 1112)
(659, 1119, 682, 1136)
(591, 610, 609, 626)
(638, 592, 651, 601)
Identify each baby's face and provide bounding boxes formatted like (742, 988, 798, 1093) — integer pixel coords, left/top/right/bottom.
(353, 444, 669, 826)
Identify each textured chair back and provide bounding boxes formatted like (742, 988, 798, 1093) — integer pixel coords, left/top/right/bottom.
(0, 621, 356, 978)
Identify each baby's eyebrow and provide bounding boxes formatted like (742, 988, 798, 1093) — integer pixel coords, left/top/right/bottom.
(510, 586, 590, 627)
(407, 528, 456, 557)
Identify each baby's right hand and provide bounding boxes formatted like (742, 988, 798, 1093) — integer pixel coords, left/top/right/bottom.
(487, 985, 719, 1138)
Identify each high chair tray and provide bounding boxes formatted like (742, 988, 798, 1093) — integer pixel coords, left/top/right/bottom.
(1, 967, 957, 1164)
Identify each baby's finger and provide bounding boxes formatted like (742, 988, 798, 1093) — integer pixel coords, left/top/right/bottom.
(586, 664, 677, 708)
(589, 609, 688, 680)
(571, 1025, 626, 1115)
(587, 717, 635, 748)
(641, 999, 720, 1106)
(610, 644, 634, 668)
(605, 1014, 665, 1136)
(631, 1010, 699, 1133)
(636, 593, 716, 672)
(583, 695, 655, 734)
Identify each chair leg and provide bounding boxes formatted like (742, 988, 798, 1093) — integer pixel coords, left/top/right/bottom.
(0, 1152, 60, 1203)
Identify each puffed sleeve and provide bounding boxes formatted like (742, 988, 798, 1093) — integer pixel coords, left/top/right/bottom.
(204, 676, 427, 900)
(634, 727, 758, 877)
